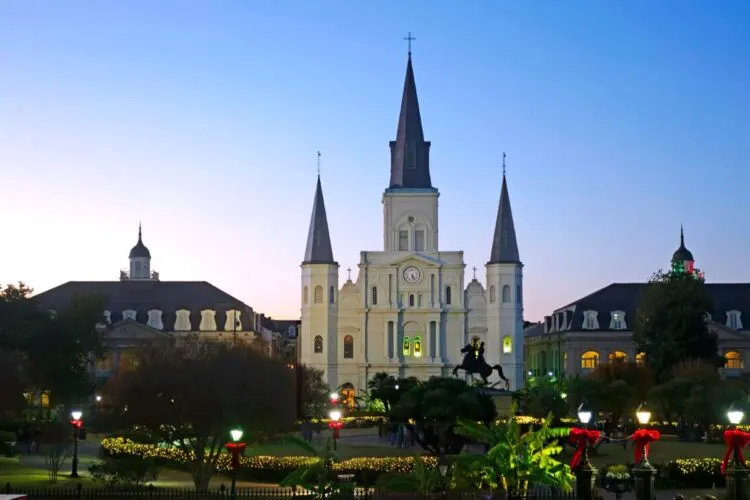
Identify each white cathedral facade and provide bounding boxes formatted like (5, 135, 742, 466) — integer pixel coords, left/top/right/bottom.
(299, 52, 525, 397)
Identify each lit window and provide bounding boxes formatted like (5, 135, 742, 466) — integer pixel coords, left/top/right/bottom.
(402, 337, 411, 356)
(95, 354, 114, 371)
(314, 335, 323, 353)
(40, 392, 50, 408)
(413, 336, 422, 357)
(581, 351, 600, 369)
(636, 352, 646, 365)
(609, 311, 627, 330)
(725, 351, 744, 369)
(502, 336, 512, 354)
(608, 351, 627, 363)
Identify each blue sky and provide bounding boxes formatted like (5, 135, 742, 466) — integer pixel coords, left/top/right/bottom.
(0, 1, 748, 321)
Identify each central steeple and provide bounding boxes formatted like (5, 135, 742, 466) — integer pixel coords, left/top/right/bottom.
(388, 52, 432, 189)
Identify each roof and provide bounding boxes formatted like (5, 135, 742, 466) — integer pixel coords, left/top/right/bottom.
(550, 282, 750, 332)
(672, 226, 694, 262)
(388, 53, 432, 189)
(302, 176, 336, 265)
(129, 224, 151, 259)
(488, 174, 521, 265)
(33, 280, 255, 332)
(261, 317, 300, 338)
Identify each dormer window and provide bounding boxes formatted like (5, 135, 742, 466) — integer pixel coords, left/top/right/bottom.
(288, 325, 297, 338)
(560, 312, 567, 330)
(727, 310, 743, 330)
(704, 312, 712, 323)
(582, 310, 599, 330)
(224, 310, 243, 331)
(199, 310, 217, 331)
(122, 309, 137, 321)
(174, 309, 192, 331)
(104, 310, 112, 324)
(147, 309, 163, 330)
(609, 311, 627, 330)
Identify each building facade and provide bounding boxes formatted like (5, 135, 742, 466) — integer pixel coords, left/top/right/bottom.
(298, 52, 526, 395)
(525, 228, 750, 380)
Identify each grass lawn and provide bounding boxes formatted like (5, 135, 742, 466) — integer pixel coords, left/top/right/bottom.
(0, 457, 93, 488)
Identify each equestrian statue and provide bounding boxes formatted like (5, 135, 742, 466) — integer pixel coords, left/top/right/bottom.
(452, 336, 511, 390)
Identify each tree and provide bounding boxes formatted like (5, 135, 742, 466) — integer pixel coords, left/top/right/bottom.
(589, 361, 653, 424)
(298, 365, 329, 418)
(634, 269, 718, 381)
(0, 349, 27, 416)
(106, 337, 296, 490)
(367, 372, 419, 414)
(389, 377, 496, 456)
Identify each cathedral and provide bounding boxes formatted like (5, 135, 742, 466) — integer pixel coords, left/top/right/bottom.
(298, 51, 525, 397)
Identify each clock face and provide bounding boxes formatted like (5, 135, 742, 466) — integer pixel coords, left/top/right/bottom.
(403, 266, 422, 284)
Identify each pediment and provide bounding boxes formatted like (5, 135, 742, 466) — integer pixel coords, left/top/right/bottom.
(107, 319, 170, 341)
(388, 254, 442, 268)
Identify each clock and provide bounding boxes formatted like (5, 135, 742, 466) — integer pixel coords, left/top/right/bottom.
(403, 266, 422, 284)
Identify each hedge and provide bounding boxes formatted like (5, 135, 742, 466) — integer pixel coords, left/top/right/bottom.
(102, 438, 727, 488)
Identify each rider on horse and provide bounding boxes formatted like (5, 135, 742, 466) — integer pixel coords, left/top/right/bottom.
(453, 336, 510, 389)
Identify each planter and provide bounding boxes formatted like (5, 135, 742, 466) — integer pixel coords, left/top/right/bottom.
(602, 476, 632, 500)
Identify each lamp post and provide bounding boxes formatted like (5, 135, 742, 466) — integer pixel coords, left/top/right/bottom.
(225, 428, 246, 498)
(329, 409, 342, 450)
(725, 406, 748, 500)
(438, 454, 450, 494)
(633, 404, 658, 500)
(575, 403, 596, 500)
(70, 410, 83, 478)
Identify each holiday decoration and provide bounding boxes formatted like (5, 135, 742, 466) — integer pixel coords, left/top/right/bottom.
(633, 428, 660, 464)
(722, 429, 750, 474)
(568, 427, 601, 469)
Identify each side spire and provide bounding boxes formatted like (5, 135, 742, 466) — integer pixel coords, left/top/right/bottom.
(488, 153, 520, 265)
(388, 36, 432, 190)
(302, 154, 336, 265)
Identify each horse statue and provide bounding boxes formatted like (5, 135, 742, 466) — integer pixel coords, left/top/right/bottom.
(452, 336, 511, 390)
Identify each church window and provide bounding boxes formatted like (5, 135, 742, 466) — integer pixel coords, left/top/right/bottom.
(409, 294, 415, 307)
(174, 309, 192, 331)
(329, 286, 335, 304)
(199, 309, 217, 331)
(489, 286, 496, 303)
(502, 336, 512, 354)
(122, 309, 137, 321)
(429, 322, 437, 358)
(414, 230, 425, 251)
(583, 310, 599, 330)
(445, 286, 452, 305)
(371, 287, 378, 305)
(314, 335, 323, 353)
(580, 351, 600, 369)
(402, 336, 411, 356)
(609, 311, 626, 330)
(418, 294, 423, 307)
(727, 310, 743, 330)
(608, 351, 627, 363)
(406, 142, 417, 169)
(398, 230, 409, 251)
(413, 336, 422, 357)
(725, 351, 744, 369)
(314, 286, 323, 304)
(303, 286, 309, 304)
(502, 285, 511, 303)
(147, 309, 163, 330)
(387, 322, 394, 358)
(343, 335, 354, 359)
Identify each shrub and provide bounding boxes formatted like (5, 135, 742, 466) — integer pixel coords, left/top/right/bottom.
(89, 456, 159, 487)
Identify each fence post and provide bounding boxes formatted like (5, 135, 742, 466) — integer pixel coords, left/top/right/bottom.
(76, 482, 83, 500)
(4, 482, 9, 494)
(725, 463, 749, 500)
(575, 460, 596, 500)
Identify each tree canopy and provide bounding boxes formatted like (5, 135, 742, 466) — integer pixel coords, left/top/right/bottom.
(634, 269, 719, 381)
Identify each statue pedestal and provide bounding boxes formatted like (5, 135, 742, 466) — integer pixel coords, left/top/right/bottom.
(477, 388, 514, 418)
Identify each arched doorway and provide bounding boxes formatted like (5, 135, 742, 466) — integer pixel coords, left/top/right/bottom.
(340, 383, 356, 409)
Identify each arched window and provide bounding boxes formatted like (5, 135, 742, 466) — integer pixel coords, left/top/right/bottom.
(413, 336, 422, 357)
(445, 286, 452, 305)
(40, 391, 50, 408)
(314, 335, 323, 353)
(636, 352, 646, 365)
(409, 294, 415, 307)
(303, 286, 309, 304)
(489, 286, 496, 303)
(581, 351, 600, 369)
(343, 335, 354, 358)
(608, 351, 627, 363)
(502, 335, 512, 354)
(372, 286, 378, 305)
(329, 286, 335, 304)
(314, 286, 323, 304)
(502, 285, 511, 303)
(341, 383, 356, 409)
(402, 337, 411, 356)
(725, 351, 744, 369)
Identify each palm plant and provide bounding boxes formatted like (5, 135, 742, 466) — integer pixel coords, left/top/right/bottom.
(375, 455, 442, 493)
(279, 436, 346, 499)
(453, 410, 574, 497)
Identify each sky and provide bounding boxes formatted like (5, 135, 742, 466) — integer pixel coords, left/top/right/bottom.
(1, 1, 748, 322)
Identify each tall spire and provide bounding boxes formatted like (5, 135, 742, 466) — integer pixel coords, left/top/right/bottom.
(388, 44, 432, 190)
(488, 154, 520, 265)
(129, 222, 151, 259)
(302, 170, 336, 265)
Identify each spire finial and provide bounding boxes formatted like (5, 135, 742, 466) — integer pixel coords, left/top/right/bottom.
(316, 151, 321, 177)
(138, 222, 142, 242)
(403, 32, 416, 56)
(472, 266, 477, 280)
(502, 152, 507, 177)
(680, 224, 685, 246)
(347, 267, 352, 281)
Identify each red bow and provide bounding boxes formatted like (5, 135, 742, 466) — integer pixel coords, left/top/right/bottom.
(633, 428, 660, 463)
(722, 429, 750, 474)
(225, 442, 246, 468)
(569, 427, 600, 469)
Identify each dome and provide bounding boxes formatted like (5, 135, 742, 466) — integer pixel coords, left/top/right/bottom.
(671, 226, 693, 262)
(129, 225, 151, 259)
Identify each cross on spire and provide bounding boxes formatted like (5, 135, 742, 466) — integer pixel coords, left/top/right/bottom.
(502, 152, 507, 177)
(346, 267, 352, 281)
(316, 151, 321, 176)
(472, 266, 477, 280)
(403, 32, 416, 55)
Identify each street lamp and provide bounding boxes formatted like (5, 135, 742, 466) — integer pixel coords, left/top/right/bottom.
(728, 406, 745, 427)
(330, 392, 339, 403)
(575, 402, 596, 500)
(633, 404, 659, 500)
(636, 403, 652, 427)
(70, 410, 83, 478)
(225, 428, 246, 499)
(329, 409, 342, 450)
(438, 454, 450, 493)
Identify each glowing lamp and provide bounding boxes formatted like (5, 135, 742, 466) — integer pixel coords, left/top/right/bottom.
(728, 407, 745, 426)
(329, 409, 342, 422)
(71, 410, 82, 421)
(330, 392, 339, 402)
(230, 429, 244, 442)
(548, 371, 553, 377)
(438, 462, 448, 477)
(577, 402, 592, 425)
(394, 384, 400, 390)
(95, 395, 102, 402)
(561, 392, 568, 399)
(635, 404, 651, 425)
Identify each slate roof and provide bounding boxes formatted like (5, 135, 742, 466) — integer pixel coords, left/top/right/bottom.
(33, 280, 255, 332)
(388, 53, 433, 190)
(128, 224, 151, 259)
(672, 226, 694, 262)
(302, 175, 336, 265)
(488, 174, 521, 265)
(261, 317, 300, 339)
(541, 282, 750, 333)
